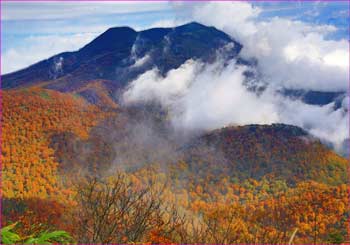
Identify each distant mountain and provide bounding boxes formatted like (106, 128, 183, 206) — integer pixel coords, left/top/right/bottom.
(2, 22, 241, 92)
(2, 22, 346, 107)
(282, 89, 346, 109)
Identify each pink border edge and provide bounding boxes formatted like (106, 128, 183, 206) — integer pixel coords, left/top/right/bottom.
(0, 0, 349, 244)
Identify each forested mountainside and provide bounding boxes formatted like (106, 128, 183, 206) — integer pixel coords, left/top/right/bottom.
(2, 21, 349, 244)
(2, 87, 348, 244)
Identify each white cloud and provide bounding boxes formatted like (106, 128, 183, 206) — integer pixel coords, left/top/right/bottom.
(189, 2, 348, 92)
(192, 2, 261, 41)
(124, 59, 198, 107)
(323, 49, 348, 68)
(123, 58, 349, 154)
(2, 33, 97, 74)
(278, 97, 349, 152)
(174, 61, 278, 130)
(124, 59, 279, 131)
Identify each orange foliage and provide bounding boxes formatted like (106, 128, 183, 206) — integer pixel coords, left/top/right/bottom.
(2, 88, 111, 200)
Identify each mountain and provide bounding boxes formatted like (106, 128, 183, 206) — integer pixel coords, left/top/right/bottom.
(179, 124, 347, 185)
(2, 22, 242, 93)
(2, 21, 348, 244)
(3, 86, 348, 243)
(2, 22, 345, 108)
(44, 100, 347, 186)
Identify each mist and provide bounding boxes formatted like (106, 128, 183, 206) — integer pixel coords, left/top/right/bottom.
(121, 2, 349, 155)
(190, 2, 348, 92)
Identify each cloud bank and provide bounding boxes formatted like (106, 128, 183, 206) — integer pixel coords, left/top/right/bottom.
(124, 59, 278, 129)
(123, 2, 349, 154)
(191, 2, 348, 92)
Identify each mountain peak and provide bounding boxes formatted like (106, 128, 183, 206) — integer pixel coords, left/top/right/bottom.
(2, 22, 242, 91)
(178, 21, 208, 28)
(78, 26, 137, 57)
(105, 26, 136, 33)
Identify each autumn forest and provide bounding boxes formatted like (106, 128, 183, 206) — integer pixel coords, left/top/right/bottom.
(1, 86, 348, 244)
(1, 6, 350, 244)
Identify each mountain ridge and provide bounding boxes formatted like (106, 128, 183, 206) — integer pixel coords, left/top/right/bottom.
(2, 22, 241, 91)
(3, 22, 345, 109)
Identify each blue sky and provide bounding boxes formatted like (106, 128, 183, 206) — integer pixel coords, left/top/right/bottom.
(1, 1, 349, 74)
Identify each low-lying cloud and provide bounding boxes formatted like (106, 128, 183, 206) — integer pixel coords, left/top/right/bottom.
(123, 57, 348, 154)
(124, 59, 279, 130)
